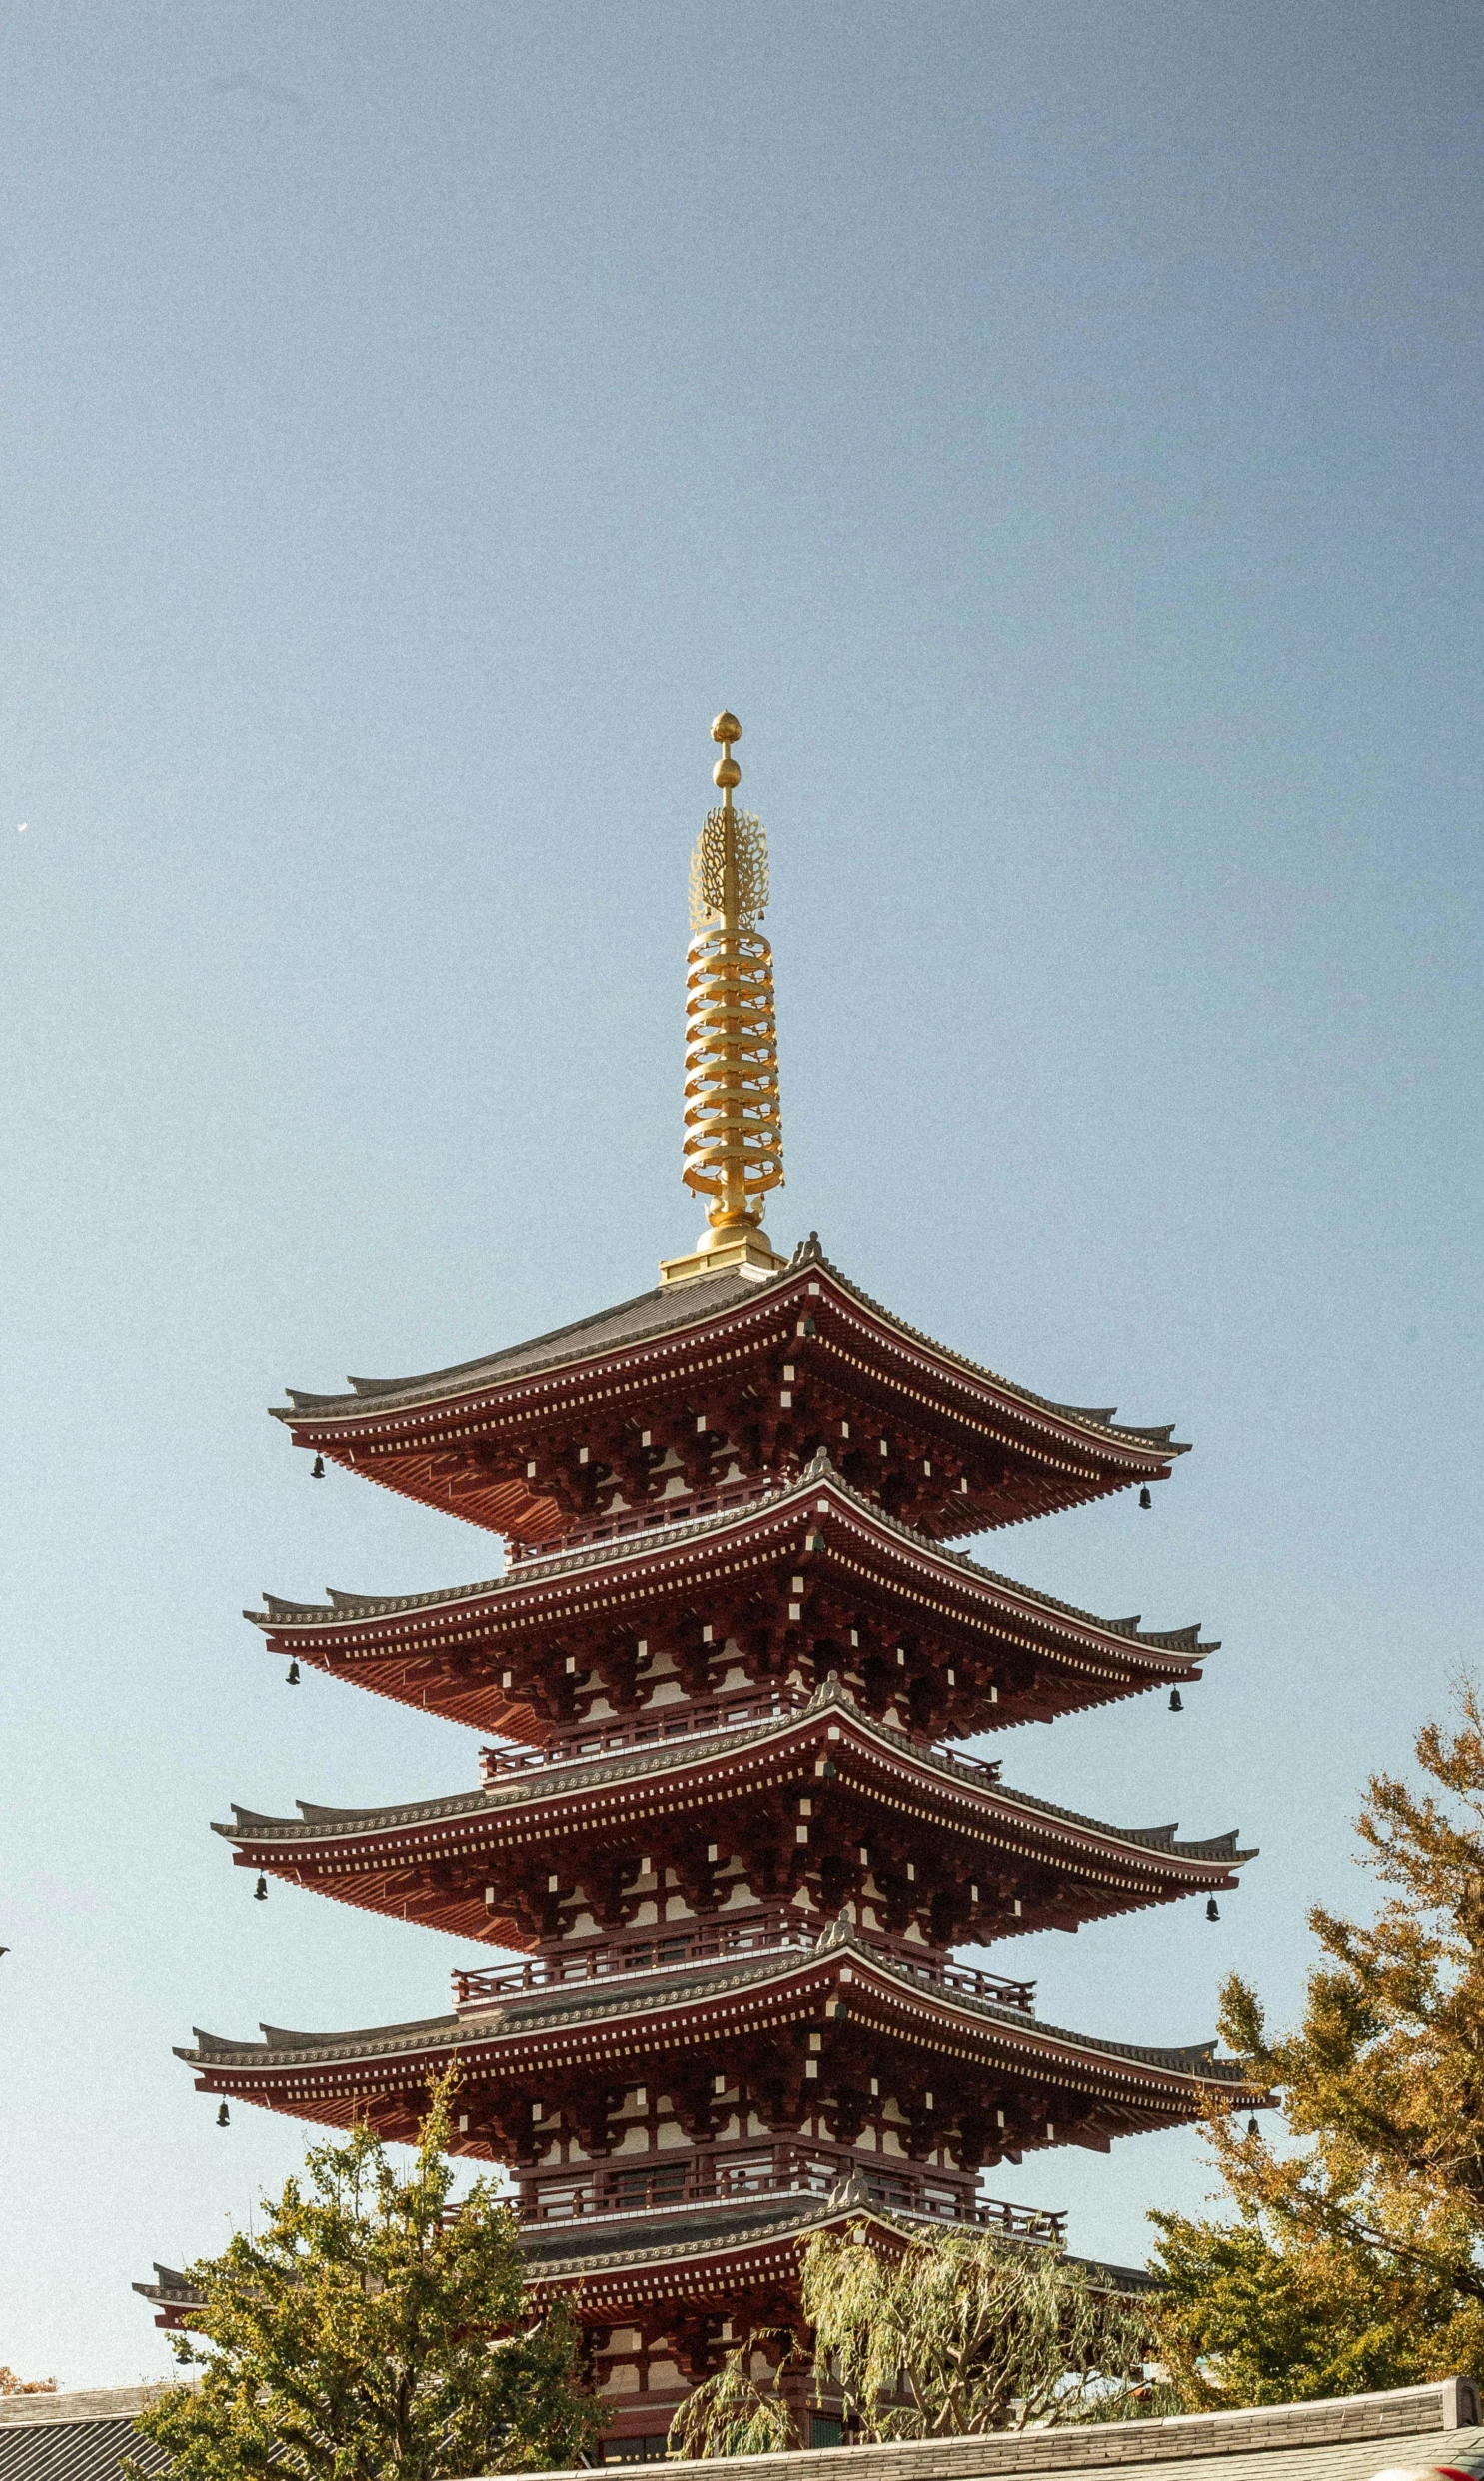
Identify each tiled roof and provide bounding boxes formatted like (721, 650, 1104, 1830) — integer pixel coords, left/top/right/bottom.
(179, 1927, 1251, 2084)
(132, 2213, 1153, 2311)
(274, 1235, 1185, 1457)
(533, 2389, 1483, 2481)
(249, 1454, 1217, 1664)
(521, 2189, 1151, 2293)
(0, 2389, 179, 2481)
(217, 1675, 1253, 1872)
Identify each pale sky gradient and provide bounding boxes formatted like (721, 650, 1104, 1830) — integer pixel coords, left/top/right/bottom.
(3, 0, 1481, 2385)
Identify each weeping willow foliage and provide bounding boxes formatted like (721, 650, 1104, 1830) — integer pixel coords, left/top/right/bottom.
(670, 2227, 1153, 2455)
(667, 2333, 801, 2459)
(800, 2224, 1151, 2440)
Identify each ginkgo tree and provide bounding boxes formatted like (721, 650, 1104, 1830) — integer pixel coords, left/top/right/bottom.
(1150, 1679, 1484, 2405)
(130, 2071, 600, 2481)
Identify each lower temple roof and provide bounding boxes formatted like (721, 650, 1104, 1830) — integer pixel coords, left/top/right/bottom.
(252, 1455, 1208, 1654)
(134, 2198, 1155, 2332)
(216, 1678, 1253, 1959)
(244, 1456, 1218, 1740)
(179, 1922, 1256, 2095)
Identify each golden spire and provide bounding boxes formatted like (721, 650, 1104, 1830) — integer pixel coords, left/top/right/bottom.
(659, 712, 787, 1284)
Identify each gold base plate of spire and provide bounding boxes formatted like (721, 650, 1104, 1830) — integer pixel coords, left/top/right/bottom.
(659, 1226, 788, 1285)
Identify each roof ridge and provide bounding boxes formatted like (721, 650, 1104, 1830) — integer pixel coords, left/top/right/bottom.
(798, 1246, 1189, 1454)
(180, 1942, 1253, 2085)
(272, 1240, 1186, 1461)
(247, 1461, 1216, 1667)
(213, 1704, 1252, 1875)
(276, 1268, 780, 1419)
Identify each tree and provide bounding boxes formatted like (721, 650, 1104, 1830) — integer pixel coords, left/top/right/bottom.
(1148, 1680, 1484, 2406)
(1148, 2209, 1484, 2409)
(667, 2334, 801, 2460)
(670, 2223, 1152, 2455)
(0, 2370, 57, 2396)
(131, 2075, 600, 2481)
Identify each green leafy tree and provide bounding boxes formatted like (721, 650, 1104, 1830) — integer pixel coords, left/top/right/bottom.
(667, 2332, 801, 2459)
(1148, 2210, 1484, 2408)
(1149, 1680, 1484, 2407)
(131, 2075, 600, 2481)
(672, 2224, 1152, 2454)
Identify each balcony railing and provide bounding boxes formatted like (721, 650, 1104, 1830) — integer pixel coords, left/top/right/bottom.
(524, 2163, 1064, 2243)
(479, 1698, 1001, 1788)
(507, 1475, 775, 1567)
(454, 1913, 816, 2008)
(479, 1690, 810, 1782)
(875, 1943, 1035, 2011)
(453, 1916, 1035, 2014)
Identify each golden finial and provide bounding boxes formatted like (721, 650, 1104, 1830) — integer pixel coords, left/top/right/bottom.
(712, 711, 742, 792)
(659, 713, 786, 1285)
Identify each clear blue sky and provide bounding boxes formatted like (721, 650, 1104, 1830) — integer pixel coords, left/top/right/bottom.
(3, 0, 1481, 2386)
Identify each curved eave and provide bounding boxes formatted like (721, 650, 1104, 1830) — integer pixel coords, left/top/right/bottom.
(272, 1243, 1185, 1538)
(523, 2205, 1155, 2300)
(138, 2211, 1154, 2326)
(245, 1462, 1216, 1733)
(216, 1688, 1253, 1943)
(178, 1939, 1267, 2134)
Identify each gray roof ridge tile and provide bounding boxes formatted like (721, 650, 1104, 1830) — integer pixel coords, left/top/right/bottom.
(247, 1456, 1217, 1664)
(274, 1268, 776, 1419)
(272, 1236, 1186, 1461)
(214, 1686, 1251, 1871)
(795, 1242, 1190, 1454)
(180, 1935, 1248, 2084)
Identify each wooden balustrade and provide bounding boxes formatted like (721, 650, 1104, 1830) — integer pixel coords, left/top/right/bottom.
(453, 1918, 1034, 2013)
(523, 2163, 1064, 2241)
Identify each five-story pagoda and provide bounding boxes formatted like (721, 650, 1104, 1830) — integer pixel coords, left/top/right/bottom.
(163, 716, 1260, 2456)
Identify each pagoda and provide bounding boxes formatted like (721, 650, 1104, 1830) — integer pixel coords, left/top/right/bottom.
(161, 714, 1261, 2457)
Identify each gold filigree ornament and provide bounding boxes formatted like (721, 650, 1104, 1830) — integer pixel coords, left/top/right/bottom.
(660, 713, 787, 1285)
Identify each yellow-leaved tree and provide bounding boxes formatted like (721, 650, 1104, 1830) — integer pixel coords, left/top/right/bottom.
(1151, 1681, 1484, 2405)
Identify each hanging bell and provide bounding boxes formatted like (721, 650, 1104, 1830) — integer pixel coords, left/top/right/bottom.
(216, 2102, 230, 2127)
(1139, 1486, 1152, 1510)
(311, 1454, 326, 1479)
(254, 1874, 268, 1901)
(1169, 1689, 1183, 1713)
(1246, 2117, 1260, 2139)
(286, 1660, 301, 1687)
(1206, 1897, 1220, 1923)
(819, 1760, 837, 1781)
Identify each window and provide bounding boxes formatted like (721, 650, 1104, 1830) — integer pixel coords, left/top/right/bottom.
(603, 2434, 670, 2462)
(809, 2416, 844, 2449)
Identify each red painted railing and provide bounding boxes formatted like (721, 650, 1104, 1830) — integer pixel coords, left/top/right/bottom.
(453, 1918, 1035, 2014)
(478, 1701, 1001, 1786)
(525, 2165, 1064, 2241)
(454, 1913, 814, 2005)
(478, 1691, 811, 1780)
(507, 1475, 775, 1566)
